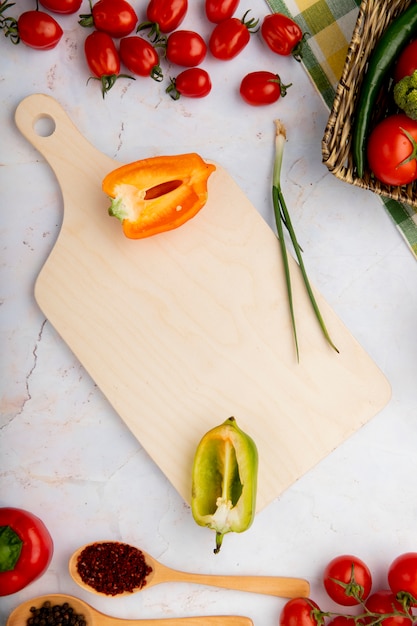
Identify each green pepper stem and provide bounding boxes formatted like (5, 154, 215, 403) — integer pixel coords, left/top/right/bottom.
(272, 120, 339, 359)
(0, 526, 23, 572)
(214, 531, 224, 554)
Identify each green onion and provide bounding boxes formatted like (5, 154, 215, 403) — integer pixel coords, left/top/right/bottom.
(272, 119, 339, 360)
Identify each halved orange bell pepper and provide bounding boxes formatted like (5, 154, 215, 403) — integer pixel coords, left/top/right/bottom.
(103, 153, 216, 239)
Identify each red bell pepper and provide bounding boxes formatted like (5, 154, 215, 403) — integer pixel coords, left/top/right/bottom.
(0, 507, 54, 596)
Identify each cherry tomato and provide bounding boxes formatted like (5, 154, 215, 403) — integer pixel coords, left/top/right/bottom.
(119, 36, 163, 80)
(239, 70, 290, 106)
(363, 590, 412, 626)
(209, 10, 258, 60)
(38, 0, 82, 14)
(167, 67, 212, 99)
(0, 507, 54, 596)
(16, 10, 63, 49)
(80, 0, 138, 38)
(367, 114, 417, 185)
(323, 555, 372, 606)
(166, 30, 207, 67)
(85, 31, 130, 96)
(279, 598, 321, 626)
(388, 553, 417, 606)
(261, 13, 305, 60)
(146, 0, 188, 33)
(328, 618, 356, 626)
(205, 0, 240, 23)
(394, 40, 417, 83)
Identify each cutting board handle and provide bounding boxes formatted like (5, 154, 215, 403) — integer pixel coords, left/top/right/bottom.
(15, 93, 116, 195)
(16, 94, 91, 161)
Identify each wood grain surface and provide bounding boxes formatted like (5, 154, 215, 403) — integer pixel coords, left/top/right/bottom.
(14, 93, 391, 512)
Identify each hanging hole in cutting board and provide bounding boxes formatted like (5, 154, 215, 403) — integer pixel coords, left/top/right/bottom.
(33, 114, 56, 138)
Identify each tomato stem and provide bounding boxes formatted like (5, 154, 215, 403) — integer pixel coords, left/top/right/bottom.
(397, 126, 417, 168)
(241, 9, 259, 32)
(0, 0, 19, 44)
(136, 20, 161, 43)
(87, 73, 135, 98)
(78, 0, 95, 27)
(166, 77, 180, 100)
(312, 607, 414, 626)
(275, 77, 292, 97)
(292, 32, 309, 62)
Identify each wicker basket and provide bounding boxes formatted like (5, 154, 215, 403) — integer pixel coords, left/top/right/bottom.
(322, 0, 417, 208)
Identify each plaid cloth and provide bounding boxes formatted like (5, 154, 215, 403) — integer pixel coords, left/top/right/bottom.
(266, 0, 417, 259)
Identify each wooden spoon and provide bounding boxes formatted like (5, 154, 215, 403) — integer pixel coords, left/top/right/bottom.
(6, 594, 253, 626)
(69, 542, 310, 598)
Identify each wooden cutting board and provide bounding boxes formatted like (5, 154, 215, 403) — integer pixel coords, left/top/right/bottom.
(15, 94, 391, 512)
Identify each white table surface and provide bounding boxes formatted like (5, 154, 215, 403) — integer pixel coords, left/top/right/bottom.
(2, 0, 417, 623)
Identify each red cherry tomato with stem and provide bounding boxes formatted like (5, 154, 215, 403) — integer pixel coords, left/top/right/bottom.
(364, 590, 412, 626)
(119, 36, 163, 80)
(209, 10, 259, 60)
(166, 67, 211, 99)
(39, 0, 82, 14)
(85, 30, 133, 97)
(1, 7, 63, 49)
(261, 13, 305, 60)
(394, 40, 417, 83)
(205, 0, 240, 23)
(279, 598, 321, 626)
(388, 553, 417, 606)
(140, 0, 188, 38)
(367, 114, 417, 185)
(165, 30, 207, 67)
(240, 70, 290, 106)
(323, 555, 372, 606)
(79, 0, 138, 38)
(0, 507, 54, 597)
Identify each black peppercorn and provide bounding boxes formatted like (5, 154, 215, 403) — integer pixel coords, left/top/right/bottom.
(26, 601, 87, 626)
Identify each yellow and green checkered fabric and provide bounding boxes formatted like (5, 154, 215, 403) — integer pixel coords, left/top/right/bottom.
(265, 0, 417, 259)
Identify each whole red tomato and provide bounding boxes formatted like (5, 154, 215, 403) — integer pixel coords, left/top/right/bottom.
(0, 507, 54, 596)
(388, 553, 417, 606)
(239, 70, 290, 105)
(394, 40, 417, 83)
(85, 31, 131, 96)
(364, 590, 412, 626)
(80, 0, 138, 38)
(166, 30, 207, 67)
(119, 36, 163, 80)
(16, 10, 63, 49)
(167, 67, 212, 99)
(279, 598, 321, 626)
(323, 555, 372, 606)
(205, 0, 240, 23)
(145, 0, 188, 33)
(261, 13, 305, 60)
(39, 0, 82, 14)
(367, 114, 417, 185)
(209, 10, 259, 60)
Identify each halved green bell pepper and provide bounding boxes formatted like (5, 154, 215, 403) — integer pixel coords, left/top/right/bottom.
(191, 416, 258, 554)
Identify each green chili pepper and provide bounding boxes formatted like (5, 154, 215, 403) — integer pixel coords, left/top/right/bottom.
(191, 416, 258, 554)
(352, 2, 417, 178)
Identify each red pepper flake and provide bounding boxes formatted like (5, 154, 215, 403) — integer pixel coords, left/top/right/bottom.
(76, 541, 152, 596)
